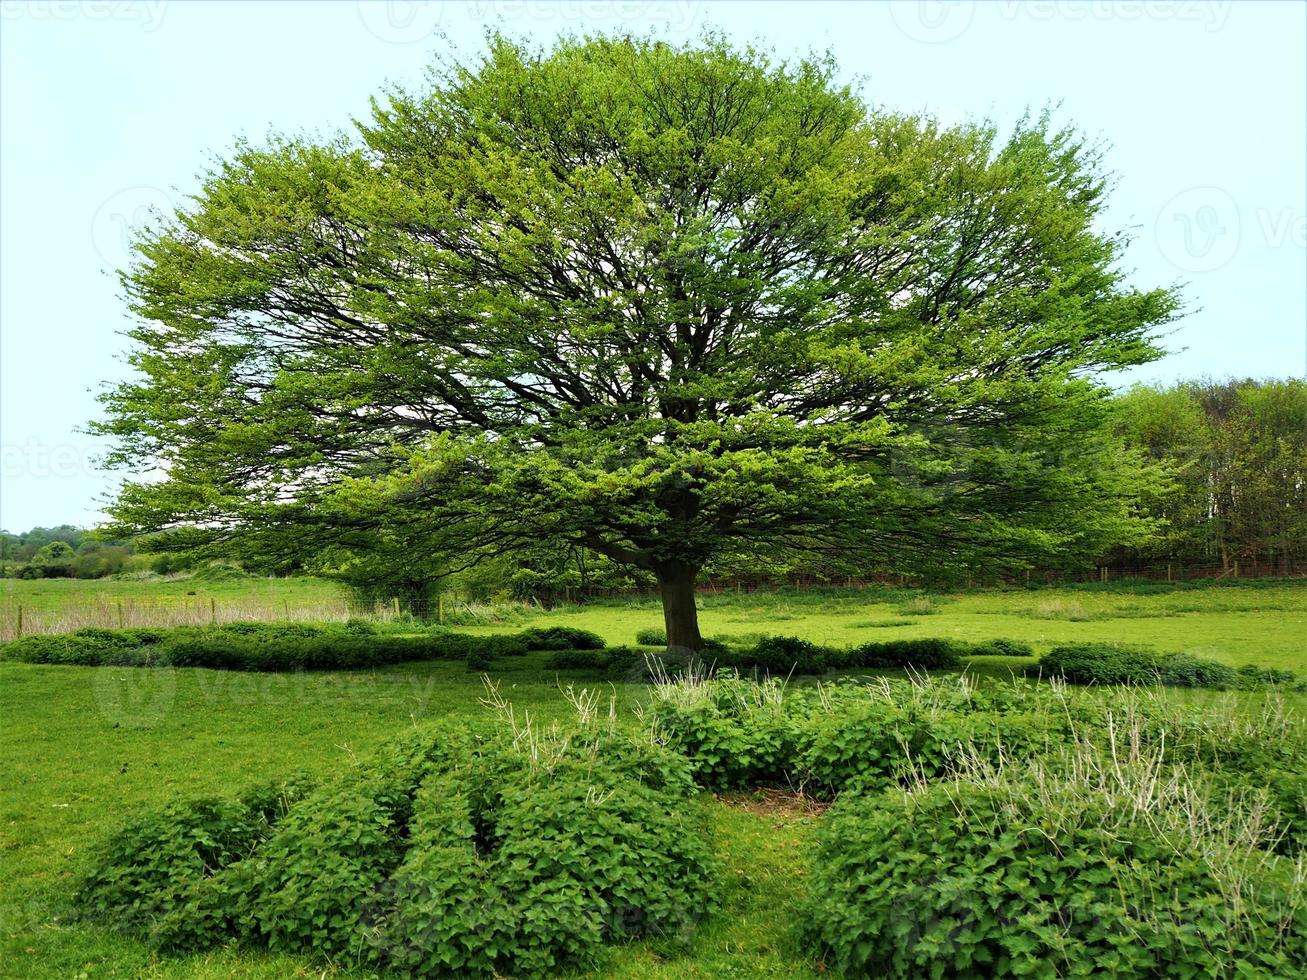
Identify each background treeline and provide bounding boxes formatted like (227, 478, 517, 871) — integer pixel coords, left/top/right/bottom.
(0, 526, 192, 580)
(1109, 377, 1306, 575)
(4, 378, 1303, 593)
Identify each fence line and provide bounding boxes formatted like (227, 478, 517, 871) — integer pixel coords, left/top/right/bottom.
(0, 593, 398, 644)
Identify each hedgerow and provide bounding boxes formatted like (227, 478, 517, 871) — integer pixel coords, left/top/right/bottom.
(519, 626, 606, 651)
(79, 718, 716, 977)
(0, 623, 527, 671)
(1032, 643, 1298, 689)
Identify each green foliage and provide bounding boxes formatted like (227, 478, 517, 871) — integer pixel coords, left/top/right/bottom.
(1114, 378, 1307, 569)
(0, 622, 526, 671)
(845, 637, 964, 669)
(649, 676, 1064, 795)
(98, 34, 1177, 650)
(635, 627, 667, 646)
(1032, 643, 1294, 689)
(543, 649, 610, 671)
(803, 779, 1305, 978)
(76, 775, 314, 935)
(519, 626, 606, 651)
(79, 721, 716, 978)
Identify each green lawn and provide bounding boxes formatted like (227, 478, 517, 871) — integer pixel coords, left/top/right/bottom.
(1, 578, 1304, 978)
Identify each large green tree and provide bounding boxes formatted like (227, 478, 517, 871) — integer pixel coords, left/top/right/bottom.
(98, 35, 1176, 649)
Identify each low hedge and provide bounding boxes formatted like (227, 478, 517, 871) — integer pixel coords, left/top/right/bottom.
(718, 635, 1031, 675)
(519, 626, 605, 651)
(79, 723, 716, 978)
(803, 780, 1305, 978)
(1032, 643, 1297, 690)
(0, 623, 527, 671)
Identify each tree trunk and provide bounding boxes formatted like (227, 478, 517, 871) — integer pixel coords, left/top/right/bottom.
(656, 562, 702, 652)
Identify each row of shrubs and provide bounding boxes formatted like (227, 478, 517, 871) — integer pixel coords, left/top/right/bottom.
(548, 635, 1034, 678)
(76, 720, 715, 978)
(1032, 642, 1301, 690)
(0, 622, 606, 672)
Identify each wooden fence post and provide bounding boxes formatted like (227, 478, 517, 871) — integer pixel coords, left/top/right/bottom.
(210, 597, 216, 625)
(392, 597, 400, 618)
(16, 605, 23, 638)
(117, 602, 124, 629)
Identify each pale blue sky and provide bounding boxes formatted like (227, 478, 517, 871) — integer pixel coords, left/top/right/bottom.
(1, 0, 1304, 531)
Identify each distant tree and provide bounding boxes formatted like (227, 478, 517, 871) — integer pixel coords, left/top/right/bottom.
(1115, 378, 1307, 572)
(97, 35, 1176, 649)
(24, 540, 76, 578)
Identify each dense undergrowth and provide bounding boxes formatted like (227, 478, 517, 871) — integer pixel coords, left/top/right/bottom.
(74, 669, 1306, 978)
(0, 622, 604, 671)
(76, 698, 715, 978)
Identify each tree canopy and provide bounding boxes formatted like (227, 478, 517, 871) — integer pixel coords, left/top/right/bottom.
(97, 34, 1178, 648)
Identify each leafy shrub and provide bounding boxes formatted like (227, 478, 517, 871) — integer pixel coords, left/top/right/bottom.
(77, 774, 314, 934)
(82, 722, 715, 978)
(0, 623, 525, 672)
(803, 780, 1305, 978)
(635, 627, 667, 645)
(519, 626, 605, 651)
(846, 638, 962, 669)
(543, 649, 609, 671)
(970, 637, 1035, 658)
(465, 648, 493, 671)
(735, 635, 833, 674)
(1032, 643, 1265, 689)
(649, 676, 1063, 796)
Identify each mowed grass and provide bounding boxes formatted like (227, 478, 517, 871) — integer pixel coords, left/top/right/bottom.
(1, 577, 1304, 978)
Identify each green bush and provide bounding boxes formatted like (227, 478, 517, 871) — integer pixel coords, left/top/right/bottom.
(77, 774, 314, 934)
(735, 635, 834, 674)
(1031, 643, 1272, 689)
(81, 723, 716, 977)
(803, 780, 1305, 978)
(519, 626, 605, 651)
(650, 677, 1073, 797)
(846, 638, 962, 669)
(635, 627, 666, 646)
(0, 623, 525, 672)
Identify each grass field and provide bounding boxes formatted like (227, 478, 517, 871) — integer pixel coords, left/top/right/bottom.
(1, 576, 1303, 977)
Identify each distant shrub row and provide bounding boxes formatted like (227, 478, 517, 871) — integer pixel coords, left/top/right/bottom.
(549, 635, 1033, 679)
(1031, 643, 1300, 690)
(0, 621, 603, 672)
